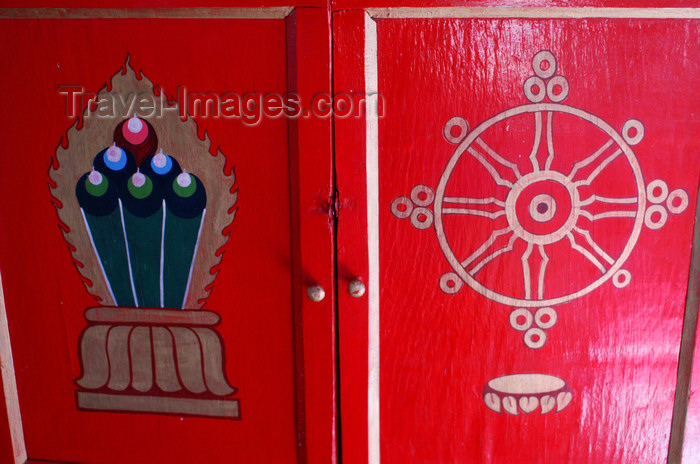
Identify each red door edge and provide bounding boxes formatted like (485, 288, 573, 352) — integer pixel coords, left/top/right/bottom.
(287, 7, 338, 464)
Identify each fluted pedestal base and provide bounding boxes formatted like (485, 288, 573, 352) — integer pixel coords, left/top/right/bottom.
(76, 391, 240, 418)
(75, 306, 239, 419)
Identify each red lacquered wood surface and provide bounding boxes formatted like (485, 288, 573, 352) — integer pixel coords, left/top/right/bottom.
(0, 13, 333, 463)
(286, 7, 338, 464)
(334, 9, 374, 464)
(335, 12, 700, 464)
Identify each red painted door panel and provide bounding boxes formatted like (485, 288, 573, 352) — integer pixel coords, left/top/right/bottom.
(335, 10, 700, 464)
(0, 9, 335, 464)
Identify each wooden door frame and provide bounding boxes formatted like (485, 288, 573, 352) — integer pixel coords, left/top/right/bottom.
(3, 4, 700, 464)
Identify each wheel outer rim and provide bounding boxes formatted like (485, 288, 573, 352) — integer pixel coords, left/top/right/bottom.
(434, 103, 647, 308)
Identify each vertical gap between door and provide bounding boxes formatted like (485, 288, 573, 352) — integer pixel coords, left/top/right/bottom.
(329, 7, 343, 463)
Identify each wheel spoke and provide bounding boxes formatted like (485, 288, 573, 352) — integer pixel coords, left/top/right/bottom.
(579, 210, 636, 221)
(544, 111, 555, 170)
(443, 196, 506, 207)
(522, 243, 533, 300)
(567, 139, 615, 180)
(460, 227, 513, 273)
(537, 244, 549, 300)
(529, 112, 542, 172)
(475, 137, 522, 179)
(573, 226, 614, 265)
(467, 147, 513, 188)
(578, 194, 638, 222)
(566, 232, 607, 273)
(442, 208, 505, 219)
(579, 195, 638, 206)
(573, 148, 622, 187)
(469, 234, 518, 276)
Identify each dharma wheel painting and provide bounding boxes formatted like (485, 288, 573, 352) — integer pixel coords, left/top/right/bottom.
(50, 59, 239, 419)
(391, 50, 691, 415)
